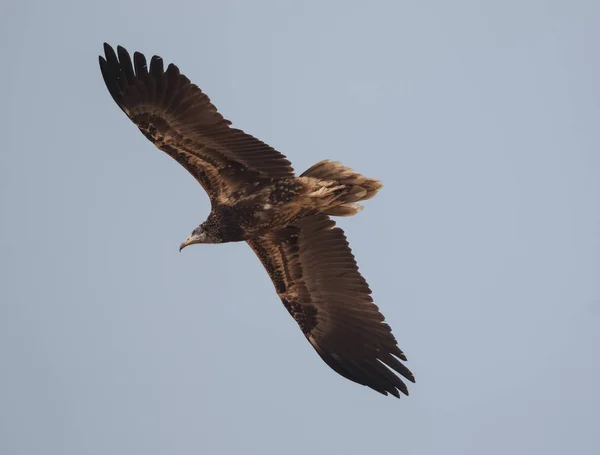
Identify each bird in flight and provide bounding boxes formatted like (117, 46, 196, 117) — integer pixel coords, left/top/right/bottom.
(99, 44, 415, 398)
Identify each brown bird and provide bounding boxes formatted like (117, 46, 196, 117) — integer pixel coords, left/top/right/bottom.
(99, 43, 415, 397)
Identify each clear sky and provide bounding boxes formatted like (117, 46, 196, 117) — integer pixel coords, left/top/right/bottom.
(1, 1, 599, 454)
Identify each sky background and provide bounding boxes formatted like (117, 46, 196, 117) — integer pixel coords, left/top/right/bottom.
(1, 1, 599, 454)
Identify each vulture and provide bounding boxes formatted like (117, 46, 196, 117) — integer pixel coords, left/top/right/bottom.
(99, 43, 415, 398)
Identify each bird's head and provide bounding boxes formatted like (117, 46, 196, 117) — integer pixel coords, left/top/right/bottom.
(179, 225, 221, 251)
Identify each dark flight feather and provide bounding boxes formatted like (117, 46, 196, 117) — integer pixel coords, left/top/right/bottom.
(248, 214, 414, 397)
(99, 43, 294, 200)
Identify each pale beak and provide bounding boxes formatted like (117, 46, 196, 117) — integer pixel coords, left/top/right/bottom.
(179, 231, 207, 251)
(179, 236, 195, 252)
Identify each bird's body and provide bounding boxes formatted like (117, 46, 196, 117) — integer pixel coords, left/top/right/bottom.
(99, 44, 415, 398)
(187, 168, 381, 243)
(190, 179, 309, 244)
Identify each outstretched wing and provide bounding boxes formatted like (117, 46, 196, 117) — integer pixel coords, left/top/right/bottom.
(247, 214, 414, 397)
(99, 43, 294, 200)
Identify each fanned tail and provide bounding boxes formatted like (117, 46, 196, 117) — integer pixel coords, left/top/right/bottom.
(300, 160, 382, 217)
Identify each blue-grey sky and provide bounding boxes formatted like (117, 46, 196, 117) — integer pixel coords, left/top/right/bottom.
(1, 1, 599, 454)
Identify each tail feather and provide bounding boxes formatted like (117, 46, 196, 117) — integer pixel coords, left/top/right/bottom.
(300, 160, 382, 217)
(325, 204, 364, 216)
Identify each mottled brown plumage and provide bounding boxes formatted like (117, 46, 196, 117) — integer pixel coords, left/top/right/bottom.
(99, 43, 415, 397)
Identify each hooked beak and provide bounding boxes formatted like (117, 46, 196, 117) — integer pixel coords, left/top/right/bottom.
(179, 232, 205, 252)
(179, 236, 195, 252)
